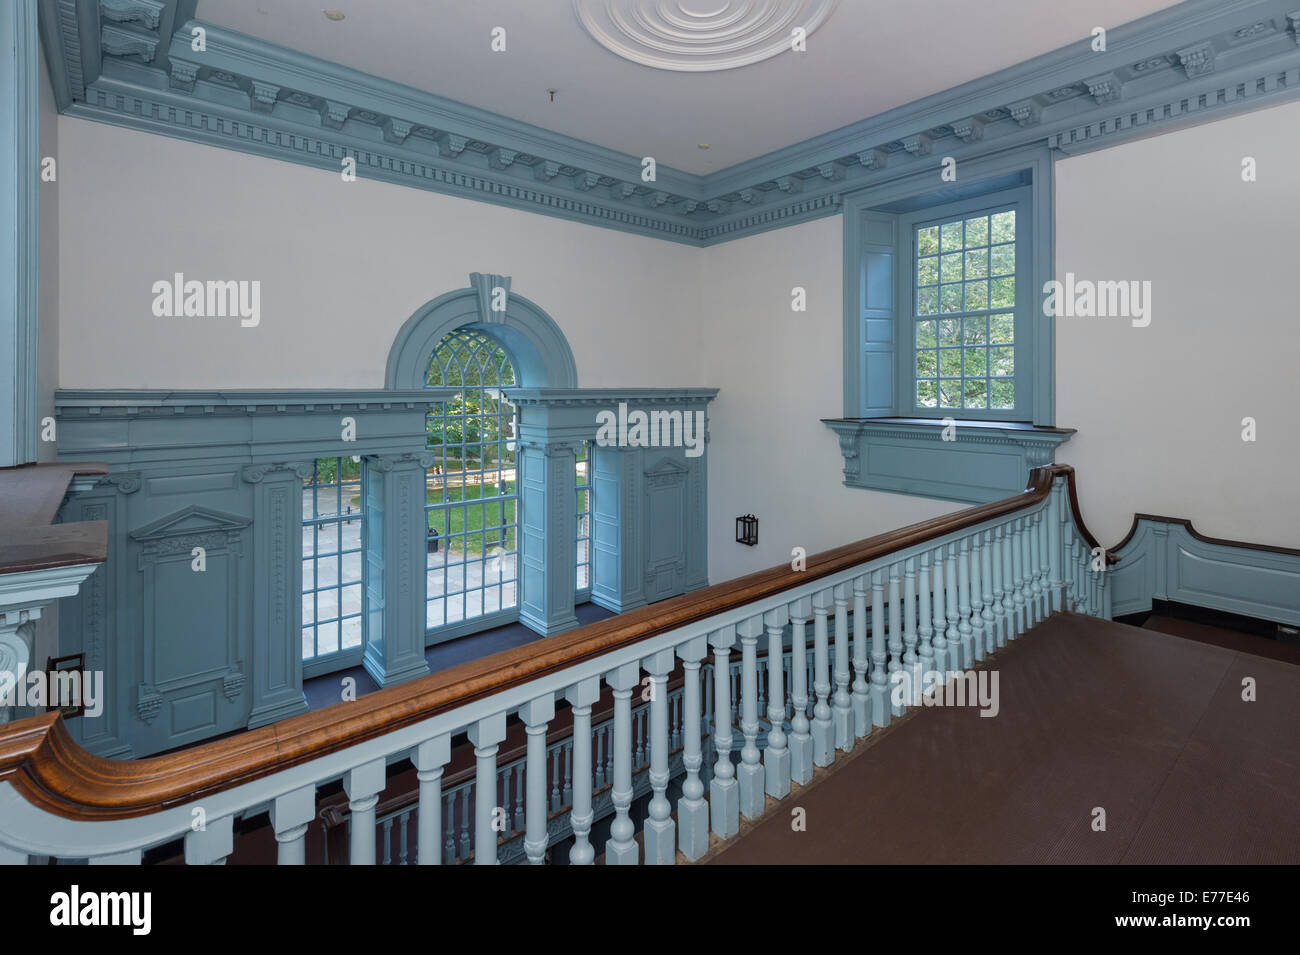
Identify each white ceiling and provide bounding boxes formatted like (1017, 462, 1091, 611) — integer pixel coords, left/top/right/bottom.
(196, 0, 1184, 174)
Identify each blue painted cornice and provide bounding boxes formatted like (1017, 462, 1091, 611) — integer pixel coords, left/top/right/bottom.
(39, 0, 1300, 246)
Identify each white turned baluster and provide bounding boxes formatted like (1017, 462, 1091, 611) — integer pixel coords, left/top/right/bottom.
(1102, 562, 1113, 620)
(643, 648, 676, 864)
(1077, 538, 1088, 612)
(1025, 515, 1039, 626)
(811, 589, 835, 764)
(991, 525, 1007, 648)
(1037, 505, 1050, 619)
(930, 545, 949, 678)
(902, 558, 920, 707)
(518, 695, 553, 865)
(788, 597, 814, 784)
(344, 759, 385, 865)
(969, 535, 986, 662)
(709, 625, 739, 839)
(980, 530, 996, 655)
(271, 785, 315, 865)
(677, 635, 709, 861)
(415, 735, 451, 865)
(957, 538, 973, 669)
(1012, 518, 1027, 636)
(887, 563, 904, 717)
(917, 553, 935, 700)
(1003, 524, 1018, 630)
(89, 849, 142, 864)
(944, 544, 960, 666)
(185, 814, 234, 866)
(737, 615, 765, 818)
(469, 712, 507, 865)
(869, 570, 890, 728)
(851, 576, 871, 738)
(1029, 511, 1043, 626)
(605, 661, 640, 865)
(566, 677, 600, 865)
(832, 583, 854, 750)
(764, 607, 791, 797)
(1049, 484, 1065, 612)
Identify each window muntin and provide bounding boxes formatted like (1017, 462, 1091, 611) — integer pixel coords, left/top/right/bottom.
(302, 456, 365, 666)
(424, 330, 519, 632)
(913, 207, 1017, 412)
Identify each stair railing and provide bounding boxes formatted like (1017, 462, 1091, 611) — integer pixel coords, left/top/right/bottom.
(0, 465, 1113, 864)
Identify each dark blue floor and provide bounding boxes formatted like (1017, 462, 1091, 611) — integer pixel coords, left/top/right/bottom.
(302, 602, 616, 710)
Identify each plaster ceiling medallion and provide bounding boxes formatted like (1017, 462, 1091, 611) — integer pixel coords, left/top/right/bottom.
(573, 0, 839, 72)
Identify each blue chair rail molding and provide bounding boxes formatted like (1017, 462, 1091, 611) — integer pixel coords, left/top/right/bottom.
(822, 417, 1075, 504)
(35, 0, 1300, 246)
(1109, 514, 1300, 625)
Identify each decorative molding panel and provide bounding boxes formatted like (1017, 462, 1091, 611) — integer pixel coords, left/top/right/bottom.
(1110, 515, 1300, 625)
(36, 0, 1300, 246)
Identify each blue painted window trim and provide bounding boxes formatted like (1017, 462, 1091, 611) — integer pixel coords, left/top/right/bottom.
(843, 147, 1055, 427)
(1, 0, 40, 466)
(576, 439, 592, 600)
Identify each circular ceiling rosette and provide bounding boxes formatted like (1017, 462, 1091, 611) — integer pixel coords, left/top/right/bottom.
(574, 0, 840, 72)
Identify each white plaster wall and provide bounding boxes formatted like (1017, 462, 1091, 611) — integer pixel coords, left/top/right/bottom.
(55, 118, 704, 390)
(698, 216, 960, 584)
(1054, 98, 1300, 551)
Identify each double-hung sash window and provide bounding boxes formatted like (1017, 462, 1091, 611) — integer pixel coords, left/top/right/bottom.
(901, 187, 1032, 420)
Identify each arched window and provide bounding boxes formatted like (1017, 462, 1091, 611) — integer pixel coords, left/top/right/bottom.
(424, 330, 519, 634)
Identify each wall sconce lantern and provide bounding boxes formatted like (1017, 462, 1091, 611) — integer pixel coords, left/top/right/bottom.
(736, 514, 758, 547)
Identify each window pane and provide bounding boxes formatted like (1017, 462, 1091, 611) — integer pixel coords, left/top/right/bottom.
(962, 317, 987, 345)
(965, 215, 989, 247)
(990, 243, 1015, 276)
(917, 256, 939, 286)
(963, 379, 988, 409)
(938, 319, 960, 346)
(964, 248, 988, 279)
(939, 349, 962, 377)
(991, 380, 1015, 409)
(940, 253, 963, 283)
(916, 320, 937, 347)
(940, 284, 962, 312)
(917, 287, 939, 315)
(991, 210, 1015, 243)
(990, 277, 1015, 309)
(964, 281, 988, 312)
(990, 313, 1014, 343)
(917, 226, 939, 255)
(940, 221, 962, 250)
(963, 347, 987, 376)
(990, 346, 1015, 377)
(917, 380, 938, 408)
(916, 350, 937, 377)
(939, 381, 961, 408)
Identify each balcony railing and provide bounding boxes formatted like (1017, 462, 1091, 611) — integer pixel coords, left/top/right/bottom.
(0, 465, 1114, 865)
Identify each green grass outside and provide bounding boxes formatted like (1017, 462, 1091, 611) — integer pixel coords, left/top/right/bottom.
(425, 480, 518, 556)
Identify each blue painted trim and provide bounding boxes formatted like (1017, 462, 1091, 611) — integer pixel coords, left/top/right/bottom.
(842, 147, 1055, 426)
(822, 418, 1075, 504)
(1, 0, 40, 466)
(39, 0, 1300, 246)
(386, 279, 579, 390)
(1110, 516, 1300, 626)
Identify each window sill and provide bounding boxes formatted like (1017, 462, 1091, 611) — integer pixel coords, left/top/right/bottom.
(821, 417, 1075, 504)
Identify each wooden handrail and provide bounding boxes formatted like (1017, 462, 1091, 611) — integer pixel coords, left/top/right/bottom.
(0, 464, 1101, 821)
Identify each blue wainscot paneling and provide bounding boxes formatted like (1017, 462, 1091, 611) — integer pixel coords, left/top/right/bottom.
(822, 417, 1075, 504)
(1110, 515, 1300, 626)
(54, 389, 448, 758)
